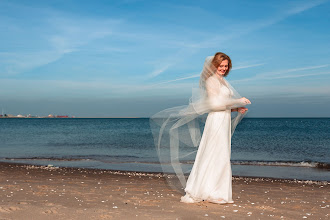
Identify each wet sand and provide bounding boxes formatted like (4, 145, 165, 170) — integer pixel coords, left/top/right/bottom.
(0, 162, 328, 220)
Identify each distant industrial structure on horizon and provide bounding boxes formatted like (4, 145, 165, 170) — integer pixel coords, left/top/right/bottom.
(0, 112, 74, 118)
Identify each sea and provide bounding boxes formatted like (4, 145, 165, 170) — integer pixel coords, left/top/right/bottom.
(0, 118, 329, 181)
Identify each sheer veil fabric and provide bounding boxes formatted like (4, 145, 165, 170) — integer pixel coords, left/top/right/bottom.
(150, 55, 249, 202)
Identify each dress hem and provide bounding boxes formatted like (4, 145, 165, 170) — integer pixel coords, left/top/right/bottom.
(180, 193, 234, 204)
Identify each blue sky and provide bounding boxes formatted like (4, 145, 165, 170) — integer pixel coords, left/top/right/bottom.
(0, 0, 329, 117)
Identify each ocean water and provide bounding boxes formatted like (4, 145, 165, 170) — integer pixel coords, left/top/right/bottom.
(0, 118, 329, 181)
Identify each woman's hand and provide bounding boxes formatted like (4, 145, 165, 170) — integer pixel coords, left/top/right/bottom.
(239, 97, 251, 105)
(238, 107, 248, 114)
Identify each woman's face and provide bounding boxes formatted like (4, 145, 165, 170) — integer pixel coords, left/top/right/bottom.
(216, 59, 229, 76)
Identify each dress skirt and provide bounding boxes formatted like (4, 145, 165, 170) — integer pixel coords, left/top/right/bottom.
(181, 109, 234, 204)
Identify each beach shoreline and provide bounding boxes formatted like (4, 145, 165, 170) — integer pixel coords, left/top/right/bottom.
(0, 161, 328, 184)
(0, 162, 328, 219)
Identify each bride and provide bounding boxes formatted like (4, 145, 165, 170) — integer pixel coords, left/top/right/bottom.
(150, 52, 251, 204)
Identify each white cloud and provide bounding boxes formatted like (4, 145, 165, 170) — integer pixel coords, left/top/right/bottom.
(147, 74, 200, 87)
(143, 0, 328, 81)
(0, 2, 122, 76)
(232, 64, 330, 83)
(286, 0, 328, 15)
(232, 63, 265, 71)
(47, 16, 120, 54)
(271, 71, 330, 79)
(0, 51, 62, 76)
(259, 65, 329, 77)
(148, 64, 172, 78)
(148, 63, 265, 86)
(182, 0, 328, 50)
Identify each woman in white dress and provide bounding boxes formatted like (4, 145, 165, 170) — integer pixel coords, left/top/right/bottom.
(150, 52, 251, 204)
(181, 52, 250, 204)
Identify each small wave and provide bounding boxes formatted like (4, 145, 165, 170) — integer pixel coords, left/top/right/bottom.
(2, 154, 142, 161)
(231, 160, 330, 169)
(178, 160, 329, 169)
(2, 157, 91, 162)
(2, 157, 328, 170)
(98, 160, 160, 164)
(315, 162, 330, 169)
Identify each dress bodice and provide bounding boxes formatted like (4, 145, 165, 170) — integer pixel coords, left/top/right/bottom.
(217, 80, 233, 98)
(206, 75, 234, 111)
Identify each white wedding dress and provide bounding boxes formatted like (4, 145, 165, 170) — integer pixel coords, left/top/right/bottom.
(181, 75, 235, 204)
(150, 56, 249, 205)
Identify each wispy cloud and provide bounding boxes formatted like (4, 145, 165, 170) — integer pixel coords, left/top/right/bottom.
(232, 64, 329, 83)
(144, 0, 327, 81)
(259, 65, 329, 77)
(47, 16, 120, 54)
(271, 71, 330, 79)
(286, 0, 328, 14)
(148, 64, 172, 78)
(242, 83, 330, 103)
(0, 51, 63, 77)
(0, 2, 122, 77)
(147, 63, 264, 87)
(181, 0, 328, 50)
(232, 63, 265, 71)
(147, 48, 195, 78)
(147, 73, 200, 86)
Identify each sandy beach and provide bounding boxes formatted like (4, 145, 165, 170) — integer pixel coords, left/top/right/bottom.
(0, 162, 328, 220)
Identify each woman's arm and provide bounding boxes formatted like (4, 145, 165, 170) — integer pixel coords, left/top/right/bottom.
(206, 77, 251, 111)
(232, 107, 248, 114)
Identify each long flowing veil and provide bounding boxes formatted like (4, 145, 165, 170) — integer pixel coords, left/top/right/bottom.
(150, 56, 248, 193)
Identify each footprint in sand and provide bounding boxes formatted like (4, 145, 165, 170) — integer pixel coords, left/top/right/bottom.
(256, 205, 275, 211)
(100, 214, 113, 219)
(0, 206, 20, 213)
(43, 208, 58, 214)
